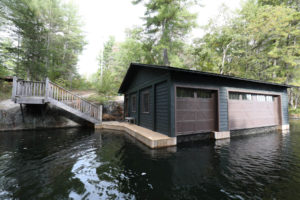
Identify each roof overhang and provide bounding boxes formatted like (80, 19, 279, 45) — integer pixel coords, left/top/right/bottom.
(118, 63, 292, 93)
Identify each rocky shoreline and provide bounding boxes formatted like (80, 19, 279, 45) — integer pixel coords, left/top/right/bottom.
(0, 99, 124, 131)
(0, 99, 81, 131)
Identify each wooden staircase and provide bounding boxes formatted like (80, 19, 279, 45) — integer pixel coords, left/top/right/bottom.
(11, 77, 102, 124)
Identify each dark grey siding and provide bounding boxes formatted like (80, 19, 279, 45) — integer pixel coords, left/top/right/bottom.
(126, 68, 168, 93)
(124, 67, 169, 132)
(170, 77, 175, 137)
(219, 87, 228, 131)
(155, 81, 169, 135)
(129, 92, 138, 120)
(139, 87, 153, 129)
(281, 89, 289, 125)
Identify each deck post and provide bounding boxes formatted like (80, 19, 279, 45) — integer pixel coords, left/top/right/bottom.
(99, 105, 103, 123)
(45, 77, 49, 102)
(12, 76, 17, 100)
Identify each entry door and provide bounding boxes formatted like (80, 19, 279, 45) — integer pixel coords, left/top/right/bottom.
(228, 92, 281, 130)
(175, 87, 217, 135)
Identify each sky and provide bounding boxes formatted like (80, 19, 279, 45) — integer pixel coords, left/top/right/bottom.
(73, 0, 242, 77)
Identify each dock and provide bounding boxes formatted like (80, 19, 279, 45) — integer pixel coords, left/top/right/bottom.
(95, 122, 177, 148)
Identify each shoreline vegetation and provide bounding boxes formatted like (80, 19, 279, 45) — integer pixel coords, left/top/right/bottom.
(0, 81, 12, 101)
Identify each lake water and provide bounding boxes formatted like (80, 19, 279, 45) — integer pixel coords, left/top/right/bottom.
(0, 121, 300, 200)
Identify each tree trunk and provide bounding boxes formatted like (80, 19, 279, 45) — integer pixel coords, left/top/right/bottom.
(163, 48, 170, 66)
(26, 69, 30, 81)
(221, 41, 232, 74)
(294, 96, 299, 109)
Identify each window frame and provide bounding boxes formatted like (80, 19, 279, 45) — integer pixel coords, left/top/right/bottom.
(229, 92, 240, 100)
(141, 91, 150, 114)
(228, 91, 276, 102)
(125, 96, 129, 116)
(131, 94, 136, 113)
(196, 89, 212, 98)
(176, 87, 195, 98)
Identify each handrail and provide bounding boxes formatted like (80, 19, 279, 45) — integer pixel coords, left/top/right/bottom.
(14, 79, 46, 97)
(12, 76, 102, 122)
(48, 81, 99, 108)
(18, 80, 45, 83)
(47, 81, 101, 121)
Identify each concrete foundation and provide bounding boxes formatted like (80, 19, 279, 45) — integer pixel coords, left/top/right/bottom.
(230, 126, 277, 137)
(210, 131, 230, 140)
(177, 132, 211, 143)
(95, 122, 177, 149)
(0, 100, 81, 131)
(277, 124, 290, 133)
(96, 122, 291, 148)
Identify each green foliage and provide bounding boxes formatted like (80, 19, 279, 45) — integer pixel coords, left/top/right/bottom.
(0, 81, 12, 101)
(193, 1, 300, 82)
(92, 0, 200, 95)
(0, 0, 86, 82)
(86, 94, 112, 104)
(289, 107, 300, 115)
(192, 0, 300, 107)
(258, 0, 299, 11)
(70, 77, 93, 91)
(95, 37, 119, 96)
(0, 39, 15, 77)
(94, 30, 147, 96)
(53, 76, 93, 91)
(96, 69, 118, 95)
(133, 0, 198, 65)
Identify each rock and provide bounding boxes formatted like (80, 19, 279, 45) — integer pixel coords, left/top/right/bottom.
(102, 100, 124, 121)
(0, 99, 81, 131)
(102, 114, 116, 121)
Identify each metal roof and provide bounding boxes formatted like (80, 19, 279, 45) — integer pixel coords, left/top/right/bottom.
(118, 63, 292, 93)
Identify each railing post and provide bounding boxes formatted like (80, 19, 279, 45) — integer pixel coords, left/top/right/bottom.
(45, 77, 49, 102)
(12, 76, 17, 101)
(99, 105, 102, 123)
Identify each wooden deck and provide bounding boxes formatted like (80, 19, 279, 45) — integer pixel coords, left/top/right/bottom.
(11, 77, 102, 124)
(95, 121, 177, 148)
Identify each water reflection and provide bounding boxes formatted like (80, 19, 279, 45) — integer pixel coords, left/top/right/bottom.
(0, 124, 300, 200)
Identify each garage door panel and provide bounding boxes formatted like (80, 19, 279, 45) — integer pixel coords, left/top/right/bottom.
(176, 88, 217, 135)
(229, 93, 280, 130)
(177, 121, 195, 133)
(195, 120, 215, 131)
(176, 98, 195, 110)
(194, 101, 214, 110)
(176, 111, 196, 121)
(196, 111, 215, 120)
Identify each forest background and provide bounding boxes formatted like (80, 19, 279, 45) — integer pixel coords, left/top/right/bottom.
(0, 0, 299, 111)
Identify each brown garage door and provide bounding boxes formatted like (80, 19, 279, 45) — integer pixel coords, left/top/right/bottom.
(228, 92, 281, 130)
(176, 87, 217, 135)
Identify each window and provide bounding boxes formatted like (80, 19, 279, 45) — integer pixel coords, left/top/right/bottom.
(125, 97, 129, 116)
(176, 87, 194, 97)
(241, 93, 252, 100)
(142, 92, 150, 113)
(229, 92, 274, 102)
(196, 89, 212, 98)
(229, 92, 240, 100)
(241, 93, 247, 100)
(257, 95, 266, 102)
(131, 95, 136, 112)
(266, 96, 274, 102)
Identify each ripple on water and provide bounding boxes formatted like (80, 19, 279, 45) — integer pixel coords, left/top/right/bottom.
(0, 126, 300, 199)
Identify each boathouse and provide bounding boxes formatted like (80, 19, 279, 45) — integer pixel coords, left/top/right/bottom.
(118, 63, 290, 139)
